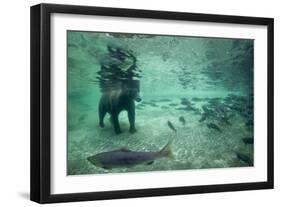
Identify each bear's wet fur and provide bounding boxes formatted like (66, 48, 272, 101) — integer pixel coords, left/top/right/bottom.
(97, 45, 141, 134)
(98, 80, 141, 134)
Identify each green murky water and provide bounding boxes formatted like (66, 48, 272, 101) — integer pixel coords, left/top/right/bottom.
(67, 31, 254, 175)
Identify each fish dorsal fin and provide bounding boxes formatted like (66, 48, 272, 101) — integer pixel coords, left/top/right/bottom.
(120, 147, 131, 152)
(113, 147, 131, 152)
(146, 161, 154, 165)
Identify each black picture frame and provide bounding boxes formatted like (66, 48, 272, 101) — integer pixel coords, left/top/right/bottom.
(30, 3, 274, 204)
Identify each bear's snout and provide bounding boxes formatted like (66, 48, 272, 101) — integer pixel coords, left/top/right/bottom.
(126, 87, 141, 102)
(135, 95, 142, 102)
(133, 91, 141, 102)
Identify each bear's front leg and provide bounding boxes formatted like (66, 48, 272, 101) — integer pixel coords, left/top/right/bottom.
(128, 105, 137, 134)
(112, 114, 122, 134)
(98, 105, 106, 128)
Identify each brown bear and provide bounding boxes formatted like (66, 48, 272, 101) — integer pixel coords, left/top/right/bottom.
(97, 45, 141, 134)
(98, 80, 141, 134)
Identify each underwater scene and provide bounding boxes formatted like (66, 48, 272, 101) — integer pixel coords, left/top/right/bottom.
(67, 31, 254, 175)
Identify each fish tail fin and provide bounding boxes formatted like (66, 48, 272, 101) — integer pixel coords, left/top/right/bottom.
(160, 140, 174, 160)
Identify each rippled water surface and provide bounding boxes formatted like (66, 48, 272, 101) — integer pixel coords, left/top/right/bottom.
(67, 31, 254, 175)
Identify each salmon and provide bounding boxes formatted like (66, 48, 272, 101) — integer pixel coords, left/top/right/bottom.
(87, 141, 174, 169)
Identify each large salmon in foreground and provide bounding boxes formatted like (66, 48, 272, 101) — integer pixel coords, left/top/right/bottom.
(87, 140, 174, 169)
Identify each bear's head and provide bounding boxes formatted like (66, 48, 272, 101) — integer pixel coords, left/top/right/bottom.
(122, 80, 141, 102)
